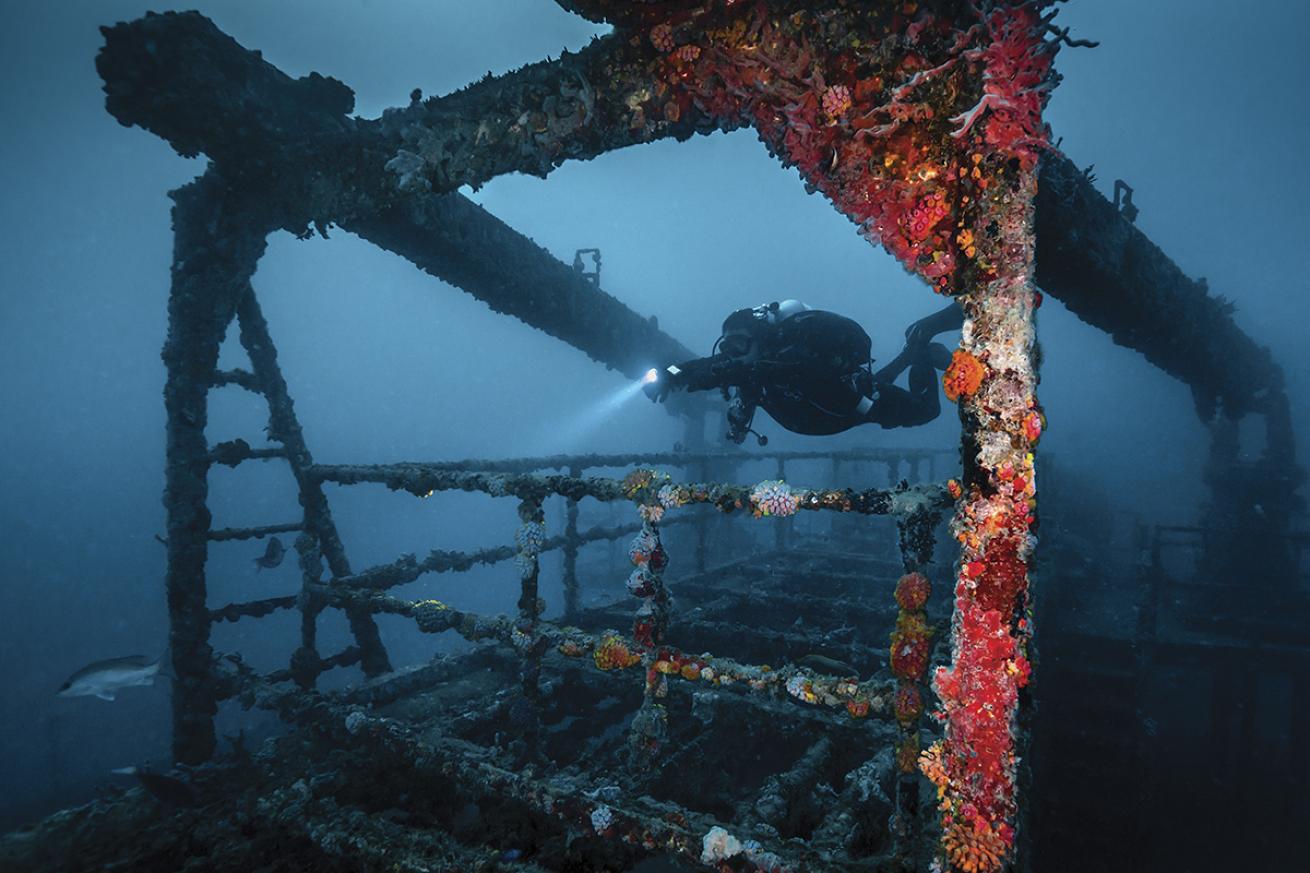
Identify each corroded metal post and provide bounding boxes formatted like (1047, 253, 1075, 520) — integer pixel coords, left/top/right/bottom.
(290, 533, 325, 688)
(162, 173, 268, 764)
(623, 472, 672, 766)
(515, 497, 546, 699)
(924, 7, 1052, 864)
(562, 464, 582, 620)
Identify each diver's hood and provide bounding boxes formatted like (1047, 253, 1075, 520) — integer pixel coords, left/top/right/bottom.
(718, 300, 812, 357)
(720, 299, 811, 335)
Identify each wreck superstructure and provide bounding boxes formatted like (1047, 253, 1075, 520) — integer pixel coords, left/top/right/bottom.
(3, 2, 1302, 871)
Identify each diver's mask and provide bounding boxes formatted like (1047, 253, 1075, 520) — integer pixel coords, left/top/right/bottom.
(717, 332, 754, 358)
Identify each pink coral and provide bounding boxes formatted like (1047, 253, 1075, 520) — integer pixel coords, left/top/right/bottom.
(751, 480, 799, 517)
(650, 23, 674, 53)
(822, 84, 852, 118)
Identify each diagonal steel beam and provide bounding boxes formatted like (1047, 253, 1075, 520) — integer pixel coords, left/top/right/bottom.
(98, 11, 704, 387)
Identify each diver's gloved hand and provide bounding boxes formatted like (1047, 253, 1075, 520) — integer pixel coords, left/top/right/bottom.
(642, 366, 679, 403)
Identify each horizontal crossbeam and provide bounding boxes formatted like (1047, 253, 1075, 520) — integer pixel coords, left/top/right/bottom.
(207, 522, 303, 542)
(301, 582, 897, 722)
(353, 446, 957, 475)
(330, 514, 696, 592)
(309, 463, 951, 517)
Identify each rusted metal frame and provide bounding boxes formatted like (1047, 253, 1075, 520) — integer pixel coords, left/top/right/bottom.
(329, 515, 697, 593)
(625, 499, 673, 766)
(516, 497, 547, 708)
(95, 13, 711, 399)
(209, 594, 298, 623)
(210, 367, 261, 391)
(96, 11, 1296, 472)
(162, 173, 270, 765)
(310, 462, 952, 519)
(734, 736, 835, 837)
(359, 446, 955, 476)
(233, 286, 392, 678)
(264, 645, 362, 687)
(230, 669, 827, 873)
(890, 507, 942, 859)
(302, 581, 898, 722)
(289, 533, 327, 688)
(608, 613, 891, 675)
(207, 522, 303, 542)
(207, 439, 289, 467)
(563, 464, 583, 620)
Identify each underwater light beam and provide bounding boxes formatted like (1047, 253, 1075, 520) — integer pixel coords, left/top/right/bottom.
(529, 371, 661, 454)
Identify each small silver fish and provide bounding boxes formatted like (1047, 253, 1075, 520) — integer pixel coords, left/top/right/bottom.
(253, 536, 285, 571)
(796, 654, 860, 679)
(57, 655, 161, 701)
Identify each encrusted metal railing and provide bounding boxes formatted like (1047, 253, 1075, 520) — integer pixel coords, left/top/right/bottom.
(206, 447, 953, 692)
(203, 440, 953, 869)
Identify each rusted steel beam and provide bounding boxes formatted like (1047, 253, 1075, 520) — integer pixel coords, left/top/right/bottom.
(206, 521, 302, 542)
(209, 594, 298, 623)
(96, 10, 1292, 451)
(314, 446, 955, 475)
(303, 582, 898, 722)
(309, 462, 951, 517)
(347, 194, 700, 383)
(1034, 153, 1291, 437)
(96, 11, 705, 387)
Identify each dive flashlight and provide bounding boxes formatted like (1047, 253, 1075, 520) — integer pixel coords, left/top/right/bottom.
(642, 365, 680, 400)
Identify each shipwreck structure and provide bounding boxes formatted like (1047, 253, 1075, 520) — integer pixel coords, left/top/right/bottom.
(5, 2, 1301, 872)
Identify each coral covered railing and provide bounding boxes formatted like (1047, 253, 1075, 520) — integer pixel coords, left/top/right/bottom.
(209, 452, 952, 870)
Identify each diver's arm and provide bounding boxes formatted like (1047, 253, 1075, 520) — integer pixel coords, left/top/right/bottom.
(673, 354, 745, 392)
(647, 355, 798, 400)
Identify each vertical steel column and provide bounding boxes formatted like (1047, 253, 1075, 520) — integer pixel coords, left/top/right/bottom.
(626, 481, 671, 767)
(290, 533, 325, 688)
(562, 465, 582, 620)
(515, 497, 545, 699)
(162, 174, 268, 764)
(890, 509, 939, 861)
(695, 458, 709, 573)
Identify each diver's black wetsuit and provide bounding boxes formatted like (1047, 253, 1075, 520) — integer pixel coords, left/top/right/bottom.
(665, 309, 943, 438)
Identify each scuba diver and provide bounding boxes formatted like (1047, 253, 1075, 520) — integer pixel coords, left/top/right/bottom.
(644, 299, 963, 445)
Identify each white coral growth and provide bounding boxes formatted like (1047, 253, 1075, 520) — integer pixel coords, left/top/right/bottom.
(515, 520, 546, 557)
(751, 480, 799, 517)
(700, 826, 743, 864)
(590, 804, 614, 834)
(628, 528, 657, 564)
(657, 484, 683, 509)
